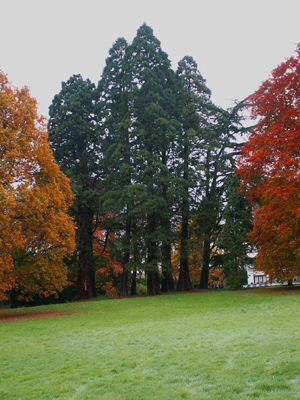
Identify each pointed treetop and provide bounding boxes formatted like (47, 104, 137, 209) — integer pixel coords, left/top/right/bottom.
(177, 55, 211, 100)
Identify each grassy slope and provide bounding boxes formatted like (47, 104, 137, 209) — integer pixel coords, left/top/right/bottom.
(1, 288, 300, 400)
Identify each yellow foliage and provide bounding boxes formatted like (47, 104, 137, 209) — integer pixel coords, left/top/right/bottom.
(172, 220, 223, 287)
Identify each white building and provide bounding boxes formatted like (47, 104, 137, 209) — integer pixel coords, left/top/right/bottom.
(246, 266, 300, 287)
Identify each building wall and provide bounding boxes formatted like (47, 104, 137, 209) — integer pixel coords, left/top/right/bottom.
(246, 267, 300, 287)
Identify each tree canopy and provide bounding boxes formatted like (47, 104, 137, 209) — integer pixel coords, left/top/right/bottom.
(237, 44, 300, 283)
(48, 74, 102, 300)
(0, 70, 75, 302)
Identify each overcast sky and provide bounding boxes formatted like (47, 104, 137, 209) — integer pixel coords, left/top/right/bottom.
(1, 0, 299, 118)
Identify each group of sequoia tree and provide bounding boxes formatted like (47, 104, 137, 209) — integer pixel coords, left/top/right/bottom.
(2, 25, 298, 304)
(48, 23, 252, 300)
(1, 23, 258, 304)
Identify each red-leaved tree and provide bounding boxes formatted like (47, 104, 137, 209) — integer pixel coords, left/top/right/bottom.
(237, 44, 300, 283)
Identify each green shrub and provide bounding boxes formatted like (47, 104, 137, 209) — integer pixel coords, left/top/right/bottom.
(136, 282, 147, 296)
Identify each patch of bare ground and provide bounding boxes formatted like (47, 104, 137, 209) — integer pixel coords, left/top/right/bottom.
(0, 310, 72, 323)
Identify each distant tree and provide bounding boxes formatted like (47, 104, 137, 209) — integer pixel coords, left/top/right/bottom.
(48, 75, 101, 300)
(0, 70, 75, 302)
(237, 44, 300, 283)
(219, 175, 253, 290)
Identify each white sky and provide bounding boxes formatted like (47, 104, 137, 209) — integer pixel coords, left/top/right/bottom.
(1, 0, 299, 118)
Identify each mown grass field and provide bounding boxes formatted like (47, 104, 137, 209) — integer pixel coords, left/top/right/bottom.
(1, 287, 300, 400)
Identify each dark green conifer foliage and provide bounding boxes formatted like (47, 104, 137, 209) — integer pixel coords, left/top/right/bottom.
(97, 37, 129, 153)
(48, 75, 100, 300)
(219, 174, 253, 290)
(193, 103, 246, 289)
(175, 56, 211, 291)
(97, 37, 133, 297)
(124, 23, 177, 295)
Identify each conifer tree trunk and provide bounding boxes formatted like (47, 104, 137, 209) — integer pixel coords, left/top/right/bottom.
(76, 258, 93, 300)
(75, 205, 94, 300)
(146, 214, 161, 295)
(119, 217, 130, 298)
(161, 241, 174, 292)
(89, 243, 97, 298)
(130, 267, 137, 295)
(130, 225, 138, 295)
(177, 154, 192, 291)
(199, 239, 210, 289)
(177, 258, 193, 291)
(119, 259, 129, 297)
(161, 151, 174, 292)
(147, 271, 161, 296)
(177, 204, 192, 290)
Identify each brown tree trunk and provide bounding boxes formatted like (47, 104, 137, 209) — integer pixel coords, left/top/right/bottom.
(75, 205, 94, 301)
(161, 240, 174, 292)
(146, 212, 161, 295)
(161, 273, 174, 292)
(130, 267, 137, 296)
(177, 150, 192, 291)
(147, 270, 161, 295)
(76, 258, 93, 300)
(177, 258, 193, 291)
(177, 210, 192, 291)
(119, 246, 129, 298)
(119, 267, 129, 297)
(199, 239, 210, 289)
(130, 224, 138, 296)
(119, 217, 131, 298)
(161, 151, 174, 293)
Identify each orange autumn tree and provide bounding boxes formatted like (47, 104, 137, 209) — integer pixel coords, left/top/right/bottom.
(93, 226, 122, 294)
(237, 44, 300, 283)
(0, 70, 75, 301)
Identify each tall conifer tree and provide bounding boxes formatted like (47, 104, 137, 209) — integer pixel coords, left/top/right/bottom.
(124, 23, 177, 295)
(48, 75, 101, 300)
(194, 103, 246, 289)
(96, 37, 133, 297)
(175, 56, 211, 291)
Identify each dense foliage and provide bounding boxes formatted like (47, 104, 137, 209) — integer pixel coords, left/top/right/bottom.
(0, 70, 75, 302)
(219, 175, 253, 290)
(237, 44, 300, 283)
(48, 75, 101, 300)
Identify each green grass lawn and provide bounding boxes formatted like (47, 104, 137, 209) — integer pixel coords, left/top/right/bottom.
(1, 288, 300, 400)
